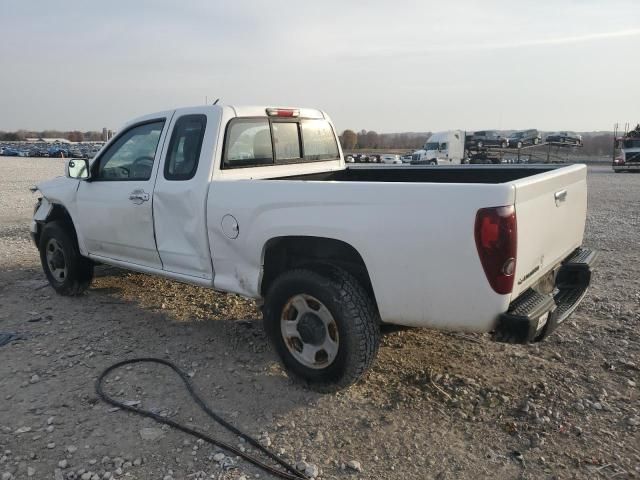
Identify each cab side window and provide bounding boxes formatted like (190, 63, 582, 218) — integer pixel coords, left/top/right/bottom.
(164, 115, 207, 181)
(96, 121, 164, 181)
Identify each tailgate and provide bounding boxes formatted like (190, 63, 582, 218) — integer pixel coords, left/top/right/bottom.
(511, 164, 587, 298)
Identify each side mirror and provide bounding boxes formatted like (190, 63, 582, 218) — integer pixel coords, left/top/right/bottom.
(66, 158, 90, 179)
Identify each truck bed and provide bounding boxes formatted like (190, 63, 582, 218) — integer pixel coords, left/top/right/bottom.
(275, 164, 561, 184)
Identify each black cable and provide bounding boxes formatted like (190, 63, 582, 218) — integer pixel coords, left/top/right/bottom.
(95, 358, 309, 480)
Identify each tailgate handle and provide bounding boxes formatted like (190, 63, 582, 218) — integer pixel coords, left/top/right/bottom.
(554, 190, 567, 206)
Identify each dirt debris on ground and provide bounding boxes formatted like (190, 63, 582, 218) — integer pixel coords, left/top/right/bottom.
(0, 159, 638, 479)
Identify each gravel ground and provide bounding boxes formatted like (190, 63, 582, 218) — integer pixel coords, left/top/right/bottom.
(0, 158, 638, 480)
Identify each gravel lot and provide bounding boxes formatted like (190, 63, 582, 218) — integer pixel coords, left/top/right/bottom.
(0, 158, 638, 480)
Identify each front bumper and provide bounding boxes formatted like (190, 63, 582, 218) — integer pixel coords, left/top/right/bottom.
(30, 222, 39, 246)
(493, 247, 599, 344)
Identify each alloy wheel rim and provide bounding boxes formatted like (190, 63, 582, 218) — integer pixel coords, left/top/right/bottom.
(280, 294, 339, 369)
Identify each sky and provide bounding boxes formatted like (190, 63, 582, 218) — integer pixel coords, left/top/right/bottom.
(0, 0, 639, 133)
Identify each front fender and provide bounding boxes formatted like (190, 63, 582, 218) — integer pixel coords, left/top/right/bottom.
(32, 176, 85, 253)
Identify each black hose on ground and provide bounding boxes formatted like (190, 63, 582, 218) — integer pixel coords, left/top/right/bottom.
(95, 358, 308, 480)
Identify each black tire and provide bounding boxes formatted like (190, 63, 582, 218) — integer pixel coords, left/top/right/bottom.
(533, 137, 539, 145)
(428, 160, 437, 165)
(516, 141, 523, 149)
(263, 267, 380, 392)
(39, 221, 93, 296)
(501, 141, 508, 149)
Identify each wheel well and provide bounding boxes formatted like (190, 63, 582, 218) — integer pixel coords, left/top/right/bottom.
(261, 236, 376, 303)
(37, 204, 79, 248)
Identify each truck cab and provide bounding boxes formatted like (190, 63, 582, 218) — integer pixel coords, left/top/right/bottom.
(410, 130, 466, 165)
(613, 128, 640, 172)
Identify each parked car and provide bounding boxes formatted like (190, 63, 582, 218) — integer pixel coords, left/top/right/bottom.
(400, 154, 413, 163)
(467, 130, 509, 149)
(31, 104, 597, 391)
(545, 131, 582, 146)
(508, 129, 541, 148)
(2, 147, 19, 156)
(380, 154, 402, 164)
(48, 147, 69, 158)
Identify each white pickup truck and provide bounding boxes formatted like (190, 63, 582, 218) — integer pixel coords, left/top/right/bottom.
(31, 104, 598, 391)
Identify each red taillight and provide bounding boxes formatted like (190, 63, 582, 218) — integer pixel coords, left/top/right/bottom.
(266, 108, 299, 117)
(474, 205, 517, 295)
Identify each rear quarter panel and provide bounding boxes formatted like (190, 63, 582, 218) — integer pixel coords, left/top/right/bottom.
(207, 179, 515, 332)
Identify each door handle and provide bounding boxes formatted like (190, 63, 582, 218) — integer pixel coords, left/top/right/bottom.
(129, 190, 150, 204)
(554, 190, 567, 206)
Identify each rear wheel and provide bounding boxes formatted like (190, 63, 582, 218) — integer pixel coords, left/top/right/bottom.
(39, 221, 93, 295)
(428, 160, 437, 165)
(263, 267, 380, 392)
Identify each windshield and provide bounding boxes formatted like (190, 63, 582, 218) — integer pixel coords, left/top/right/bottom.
(623, 139, 640, 149)
(511, 132, 524, 138)
(425, 142, 439, 150)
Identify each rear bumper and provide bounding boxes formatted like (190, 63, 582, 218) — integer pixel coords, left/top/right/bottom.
(613, 164, 640, 172)
(493, 247, 598, 344)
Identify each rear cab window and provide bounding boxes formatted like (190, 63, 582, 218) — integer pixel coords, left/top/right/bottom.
(223, 116, 339, 169)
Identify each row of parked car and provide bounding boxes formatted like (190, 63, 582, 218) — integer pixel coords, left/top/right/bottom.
(466, 129, 583, 149)
(345, 153, 406, 164)
(0, 142, 104, 159)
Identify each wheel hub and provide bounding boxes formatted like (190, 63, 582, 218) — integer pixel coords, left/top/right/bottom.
(51, 250, 65, 269)
(45, 238, 67, 283)
(297, 312, 326, 346)
(280, 294, 339, 369)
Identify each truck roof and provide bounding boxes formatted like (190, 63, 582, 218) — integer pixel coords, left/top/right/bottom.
(123, 105, 327, 129)
(427, 130, 464, 142)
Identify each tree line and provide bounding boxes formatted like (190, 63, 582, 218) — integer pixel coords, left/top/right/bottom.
(339, 129, 615, 156)
(0, 130, 104, 142)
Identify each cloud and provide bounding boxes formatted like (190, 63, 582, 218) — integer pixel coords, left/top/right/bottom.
(346, 28, 640, 59)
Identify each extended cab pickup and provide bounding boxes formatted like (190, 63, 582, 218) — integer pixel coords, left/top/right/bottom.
(31, 105, 598, 391)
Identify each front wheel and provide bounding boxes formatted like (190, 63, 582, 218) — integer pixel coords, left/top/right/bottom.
(39, 221, 93, 295)
(263, 267, 380, 392)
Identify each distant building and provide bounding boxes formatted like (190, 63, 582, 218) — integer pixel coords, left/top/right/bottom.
(107, 129, 114, 140)
(25, 137, 71, 144)
(102, 127, 108, 142)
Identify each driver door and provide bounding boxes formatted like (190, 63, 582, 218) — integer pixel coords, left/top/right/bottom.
(76, 117, 171, 269)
